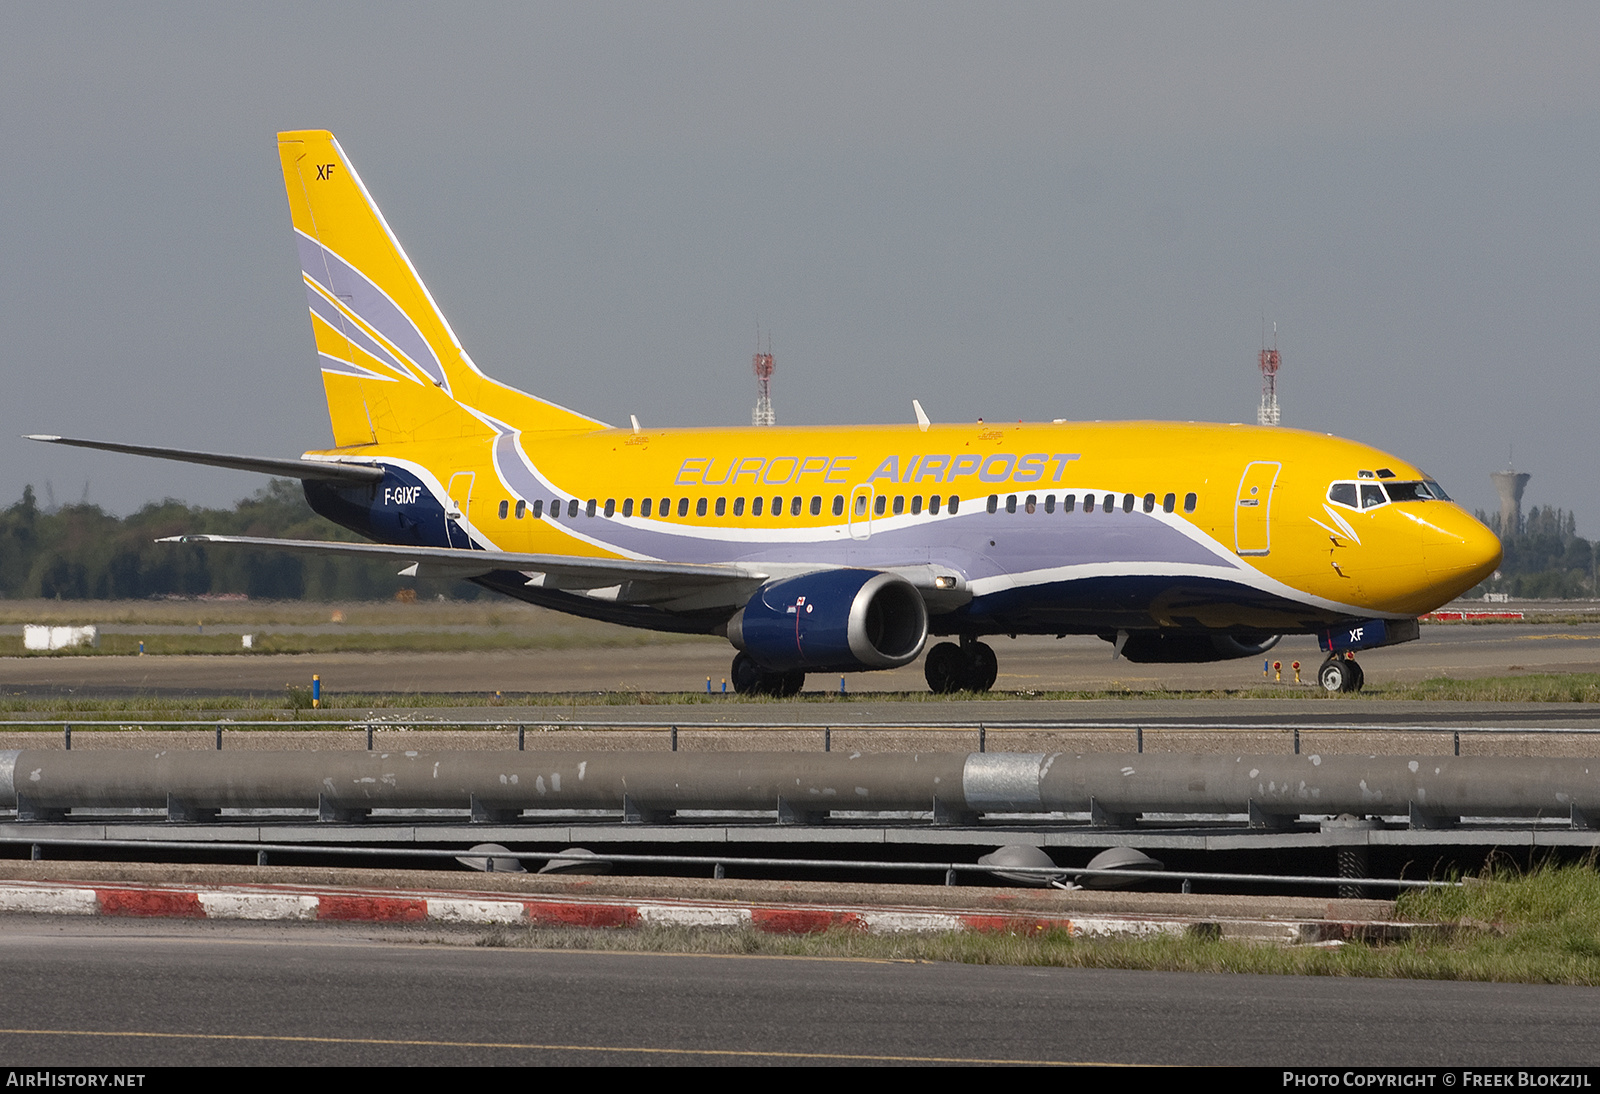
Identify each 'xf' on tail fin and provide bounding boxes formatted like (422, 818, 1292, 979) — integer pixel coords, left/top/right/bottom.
(278, 130, 602, 448)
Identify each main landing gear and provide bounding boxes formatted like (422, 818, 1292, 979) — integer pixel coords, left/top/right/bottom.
(730, 651, 805, 697)
(924, 637, 999, 694)
(1318, 653, 1365, 694)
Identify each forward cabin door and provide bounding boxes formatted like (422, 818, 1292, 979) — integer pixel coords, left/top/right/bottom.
(1234, 462, 1280, 556)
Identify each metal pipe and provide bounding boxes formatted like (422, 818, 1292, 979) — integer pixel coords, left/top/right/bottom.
(1, 749, 1597, 822)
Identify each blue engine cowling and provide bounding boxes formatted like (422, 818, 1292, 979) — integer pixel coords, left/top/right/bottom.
(727, 570, 929, 673)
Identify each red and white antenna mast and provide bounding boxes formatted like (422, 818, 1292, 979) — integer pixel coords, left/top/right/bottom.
(752, 332, 775, 427)
(1257, 324, 1281, 426)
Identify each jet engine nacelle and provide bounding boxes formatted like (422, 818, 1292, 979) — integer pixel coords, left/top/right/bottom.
(727, 570, 929, 673)
(1104, 631, 1282, 663)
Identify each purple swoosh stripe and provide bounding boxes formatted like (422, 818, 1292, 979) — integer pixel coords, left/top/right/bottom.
(296, 235, 446, 388)
(305, 285, 413, 381)
(487, 434, 1235, 582)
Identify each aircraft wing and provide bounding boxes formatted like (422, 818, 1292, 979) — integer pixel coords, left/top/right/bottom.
(159, 534, 767, 590)
(26, 435, 386, 485)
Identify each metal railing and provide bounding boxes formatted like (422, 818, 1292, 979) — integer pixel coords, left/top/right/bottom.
(0, 835, 1457, 893)
(5, 718, 1599, 757)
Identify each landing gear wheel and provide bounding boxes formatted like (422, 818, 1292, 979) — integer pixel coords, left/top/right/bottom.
(774, 670, 806, 698)
(730, 653, 806, 698)
(925, 642, 965, 693)
(730, 652, 763, 695)
(964, 641, 999, 692)
(1318, 657, 1359, 694)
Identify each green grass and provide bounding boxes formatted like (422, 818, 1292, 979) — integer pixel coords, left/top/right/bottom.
(476, 863, 1600, 984)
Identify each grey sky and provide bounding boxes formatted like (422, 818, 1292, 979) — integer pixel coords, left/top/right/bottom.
(3, 4, 1597, 530)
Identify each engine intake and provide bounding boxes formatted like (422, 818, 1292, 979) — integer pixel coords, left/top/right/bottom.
(727, 570, 929, 672)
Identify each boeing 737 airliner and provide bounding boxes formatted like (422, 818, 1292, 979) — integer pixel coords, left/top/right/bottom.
(31, 131, 1502, 695)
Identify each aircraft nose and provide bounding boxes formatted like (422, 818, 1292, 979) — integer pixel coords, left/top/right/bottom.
(1421, 505, 1502, 594)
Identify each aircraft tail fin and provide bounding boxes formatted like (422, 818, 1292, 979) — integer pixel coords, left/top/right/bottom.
(277, 130, 602, 448)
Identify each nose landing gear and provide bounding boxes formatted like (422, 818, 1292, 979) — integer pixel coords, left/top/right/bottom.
(924, 637, 999, 694)
(1318, 654, 1365, 694)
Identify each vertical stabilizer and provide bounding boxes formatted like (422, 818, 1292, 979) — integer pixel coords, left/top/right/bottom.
(277, 130, 602, 448)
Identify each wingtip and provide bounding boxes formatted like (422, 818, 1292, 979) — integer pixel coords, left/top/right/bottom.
(24, 434, 61, 442)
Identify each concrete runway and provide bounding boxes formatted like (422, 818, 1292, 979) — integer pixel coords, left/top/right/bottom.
(1, 919, 1597, 1066)
(3, 623, 1600, 699)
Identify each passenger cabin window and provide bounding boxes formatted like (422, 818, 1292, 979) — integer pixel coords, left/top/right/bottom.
(1183, 492, 1197, 513)
(1043, 494, 1055, 514)
(621, 499, 633, 517)
(753, 497, 764, 516)
(930, 495, 942, 515)
(875, 496, 887, 516)
(516, 500, 527, 518)
(733, 497, 745, 516)
(810, 496, 821, 516)
(640, 498, 652, 517)
(791, 497, 803, 517)
(714, 497, 726, 517)
(498, 500, 508, 519)
(586, 499, 597, 517)
(696, 498, 708, 517)
(1063, 494, 1076, 512)
(1142, 493, 1156, 513)
(911, 496, 923, 516)
(1122, 494, 1135, 513)
(568, 499, 580, 518)
(1162, 493, 1175, 514)
(948, 496, 961, 514)
(604, 499, 615, 517)
(531, 500, 544, 519)
(832, 496, 845, 516)
(677, 498, 689, 517)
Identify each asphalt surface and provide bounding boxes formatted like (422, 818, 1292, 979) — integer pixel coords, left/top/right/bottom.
(4, 622, 1600, 700)
(0, 918, 1596, 1066)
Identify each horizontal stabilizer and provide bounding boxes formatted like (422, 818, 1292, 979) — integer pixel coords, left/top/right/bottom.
(25, 436, 385, 485)
(159, 534, 765, 590)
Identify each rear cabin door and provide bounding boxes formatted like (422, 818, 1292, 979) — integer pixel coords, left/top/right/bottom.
(1234, 461, 1280, 556)
(446, 472, 475, 548)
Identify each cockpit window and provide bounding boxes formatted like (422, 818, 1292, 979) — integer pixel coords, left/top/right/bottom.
(1331, 477, 1451, 509)
(1385, 481, 1438, 503)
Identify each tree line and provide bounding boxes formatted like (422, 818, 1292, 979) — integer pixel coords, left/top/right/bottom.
(0, 481, 1590, 602)
(0, 480, 475, 601)
(1472, 506, 1596, 599)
